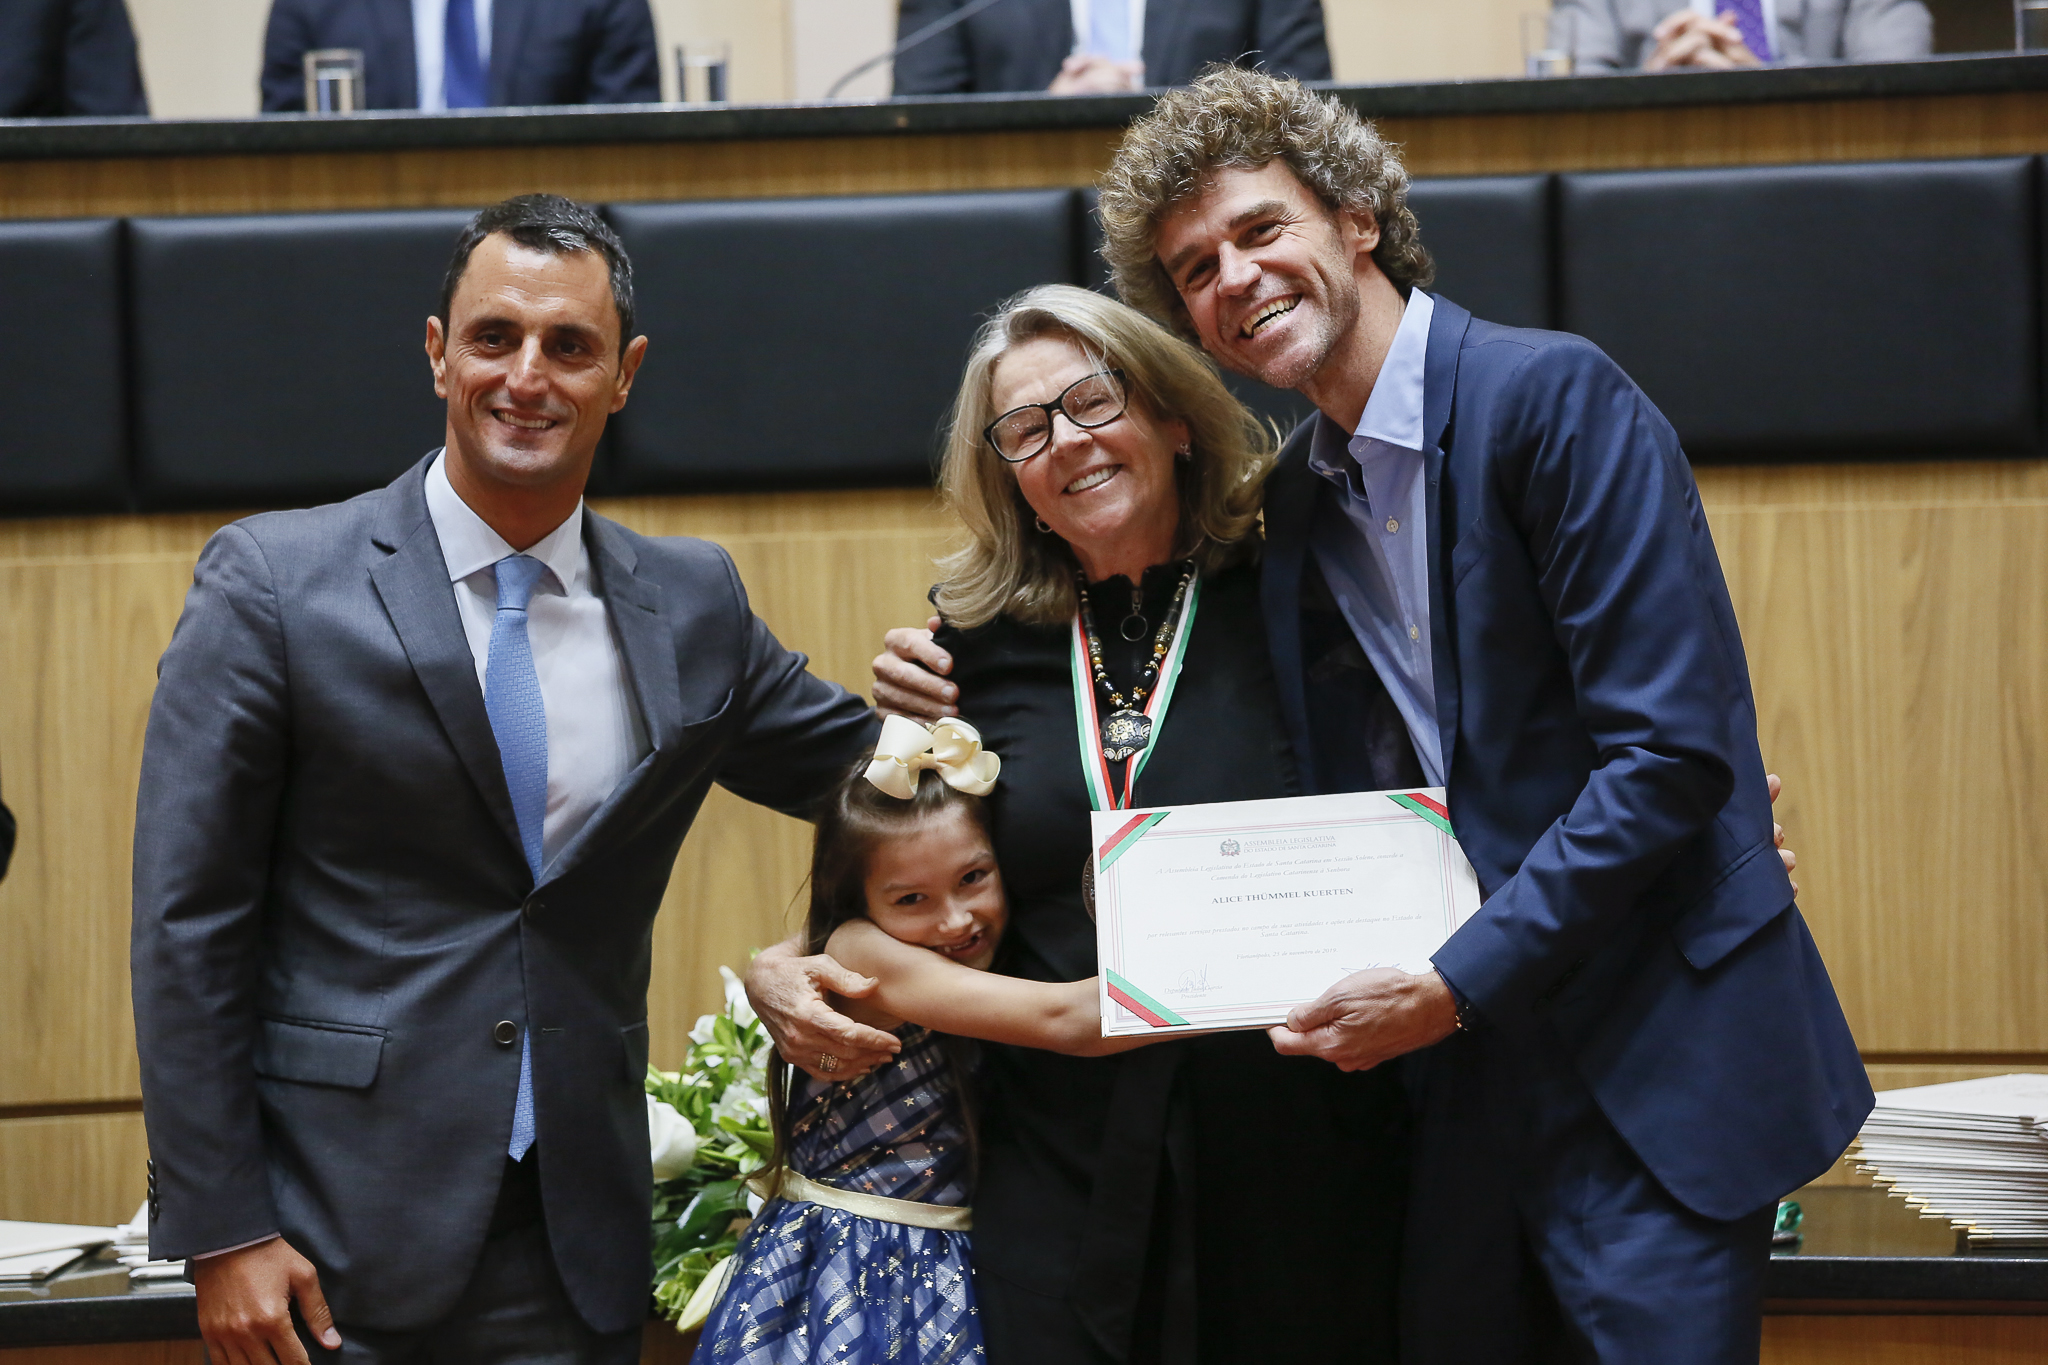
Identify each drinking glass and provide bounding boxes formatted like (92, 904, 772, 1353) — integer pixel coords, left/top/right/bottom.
(302, 48, 366, 113)
(2017, 0, 2048, 50)
(1523, 13, 1575, 77)
(678, 42, 731, 103)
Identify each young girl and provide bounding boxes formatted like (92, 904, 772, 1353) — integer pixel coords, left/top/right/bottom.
(690, 717, 1147, 1365)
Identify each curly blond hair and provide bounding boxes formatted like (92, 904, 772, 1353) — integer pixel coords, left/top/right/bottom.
(932, 285, 1275, 630)
(1097, 65, 1434, 336)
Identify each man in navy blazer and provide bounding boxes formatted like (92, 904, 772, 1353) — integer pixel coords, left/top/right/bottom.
(260, 0, 659, 112)
(892, 0, 1330, 95)
(1097, 70, 1872, 1361)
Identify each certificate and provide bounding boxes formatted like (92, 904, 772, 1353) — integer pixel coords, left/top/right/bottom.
(1091, 788, 1481, 1035)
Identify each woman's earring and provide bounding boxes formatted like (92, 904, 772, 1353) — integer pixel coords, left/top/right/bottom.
(1175, 442, 1193, 460)
(1035, 516, 1053, 533)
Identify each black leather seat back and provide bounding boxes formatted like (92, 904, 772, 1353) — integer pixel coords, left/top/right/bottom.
(607, 190, 1078, 491)
(0, 219, 128, 513)
(129, 209, 475, 508)
(1559, 158, 2039, 462)
(1408, 174, 1553, 330)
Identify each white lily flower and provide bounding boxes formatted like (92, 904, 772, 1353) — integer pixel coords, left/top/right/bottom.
(688, 1014, 718, 1046)
(646, 1095, 699, 1179)
(720, 966, 759, 1029)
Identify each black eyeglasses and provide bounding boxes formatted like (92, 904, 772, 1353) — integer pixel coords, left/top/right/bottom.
(983, 369, 1129, 464)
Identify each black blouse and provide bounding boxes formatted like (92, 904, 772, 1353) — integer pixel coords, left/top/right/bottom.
(934, 560, 1403, 1365)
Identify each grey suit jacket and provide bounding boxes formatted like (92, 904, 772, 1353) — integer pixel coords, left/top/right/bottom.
(1555, 0, 1930, 69)
(132, 456, 877, 1334)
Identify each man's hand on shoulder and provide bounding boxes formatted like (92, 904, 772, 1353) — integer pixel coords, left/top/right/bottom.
(193, 1236, 338, 1364)
(746, 937, 902, 1081)
(1268, 967, 1459, 1072)
(871, 616, 959, 721)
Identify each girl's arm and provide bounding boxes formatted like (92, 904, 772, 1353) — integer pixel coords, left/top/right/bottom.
(825, 920, 1160, 1057)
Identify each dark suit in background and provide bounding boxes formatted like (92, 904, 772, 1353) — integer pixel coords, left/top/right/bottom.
(891, 0, 1330, 95)
(260, 0, 659, 111)
(1262, 296, 1872, 1362)
(0, 0, 147, 117)
(133, 455, 876, 1336)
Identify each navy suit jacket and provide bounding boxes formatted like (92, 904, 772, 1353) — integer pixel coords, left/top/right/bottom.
(261, 0, 659, 112)
(0, 0, 148, 117)
(132, 457, 877, 1332)
(1260, 296, 1872, 1221)
(892, 0, 1330, 95)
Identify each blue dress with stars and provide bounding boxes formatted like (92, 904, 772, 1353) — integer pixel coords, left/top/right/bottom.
(692, 1025, 982, 1365)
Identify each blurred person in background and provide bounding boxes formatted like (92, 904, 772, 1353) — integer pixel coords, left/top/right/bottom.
(1553, 0, 1930, 70)
(0, 0, 148, 117)
(892, 0, 1330, 95)
(261, 0, 659, 112)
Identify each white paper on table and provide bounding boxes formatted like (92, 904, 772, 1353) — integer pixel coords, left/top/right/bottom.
(1092, 787, 1481, 1037)
(0, 1221, 117, 1261)
(0, 1247, 90, 1283)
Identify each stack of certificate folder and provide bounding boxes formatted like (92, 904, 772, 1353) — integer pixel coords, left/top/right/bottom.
(1855, 1074, 2048, 1247)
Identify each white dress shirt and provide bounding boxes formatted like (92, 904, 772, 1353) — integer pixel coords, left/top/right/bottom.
(412, 0, 495, 111)
(1306, 288, 1445, 785)
(425, 452, 648, 870)
(1069, 0, 1147, 67)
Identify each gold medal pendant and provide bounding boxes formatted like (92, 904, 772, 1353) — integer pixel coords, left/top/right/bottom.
(1100, 709, 1152, 762)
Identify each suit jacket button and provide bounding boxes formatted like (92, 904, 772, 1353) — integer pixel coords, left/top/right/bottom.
(494, 1020, 518, 1046)
(526, 899, 545, 916)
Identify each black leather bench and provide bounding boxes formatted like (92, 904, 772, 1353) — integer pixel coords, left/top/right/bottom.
(1558, 157, 2039, 463)
(128, 208, 476, 509)
(606, 189, 1079, 493)
(0, 218, 129, 513)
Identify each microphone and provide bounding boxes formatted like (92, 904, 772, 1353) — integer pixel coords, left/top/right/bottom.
(824, 0, 1020, 100)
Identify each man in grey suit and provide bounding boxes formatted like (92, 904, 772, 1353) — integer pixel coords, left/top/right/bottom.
(1553, 0, 1929, 70)
(132, 194, 893, 1364)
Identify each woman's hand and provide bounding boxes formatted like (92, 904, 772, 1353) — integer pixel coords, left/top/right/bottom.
(745, 938, 901, 1080)
(871, 616, 959, 721)
(1767, 772, 1798, 895)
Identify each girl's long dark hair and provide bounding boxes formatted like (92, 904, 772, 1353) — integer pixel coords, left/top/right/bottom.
(758, 759, 990, 1199)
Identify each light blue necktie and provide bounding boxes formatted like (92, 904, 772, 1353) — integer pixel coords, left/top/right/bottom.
(444, 0, 488, 109)
(1086, 0, 1134, 62)
(486, 554, 548, 1161)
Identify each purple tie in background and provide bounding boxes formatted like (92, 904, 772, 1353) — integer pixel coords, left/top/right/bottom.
(1720, 0, 1773, 60)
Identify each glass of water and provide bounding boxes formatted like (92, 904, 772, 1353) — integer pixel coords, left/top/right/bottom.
(302, 48, 365, 113)
(1522, 12, 1575, 77)
(677, 42, 731, 104)
(2017, 0, 2048, 50)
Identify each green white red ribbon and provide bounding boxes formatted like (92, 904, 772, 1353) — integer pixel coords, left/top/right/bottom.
(1068, 573, 1202, 813)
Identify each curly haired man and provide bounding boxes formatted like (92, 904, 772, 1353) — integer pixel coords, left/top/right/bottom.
(1094, 68, 1870, 1365)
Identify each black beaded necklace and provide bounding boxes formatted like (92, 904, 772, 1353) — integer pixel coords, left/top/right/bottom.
(1075, 561, 1197, 762)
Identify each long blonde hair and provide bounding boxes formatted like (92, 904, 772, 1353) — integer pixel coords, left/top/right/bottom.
(933, 284, 1275, 629)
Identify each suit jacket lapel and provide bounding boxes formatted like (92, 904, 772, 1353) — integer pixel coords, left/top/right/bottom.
(1422, 295, 1472, 787)
(1139, 0, 1186, 87)
(489, 0, 534, 105)
(367, 458, 527, 868)
(1260, 417, 1323, 792)
(534, 513, 684, 886)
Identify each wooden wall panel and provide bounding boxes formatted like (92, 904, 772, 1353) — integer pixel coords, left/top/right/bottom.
(0, 1112, 148, 1224)
(1695, 462, 2048, 1054)
(6, 88, 2048, 223)
(1762, 1316, 2048, 1363)
(3, 462, 2044, 1202)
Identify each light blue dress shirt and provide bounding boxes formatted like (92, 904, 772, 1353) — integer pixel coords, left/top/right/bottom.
(1306, 288, 1444, 786)
(412, 0, 494, 111)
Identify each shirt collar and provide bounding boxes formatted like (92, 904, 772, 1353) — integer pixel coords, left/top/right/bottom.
(423, 450, 585, 594)
(1354, 288, 1433, 452)
(1307, 289, 1435, 480)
